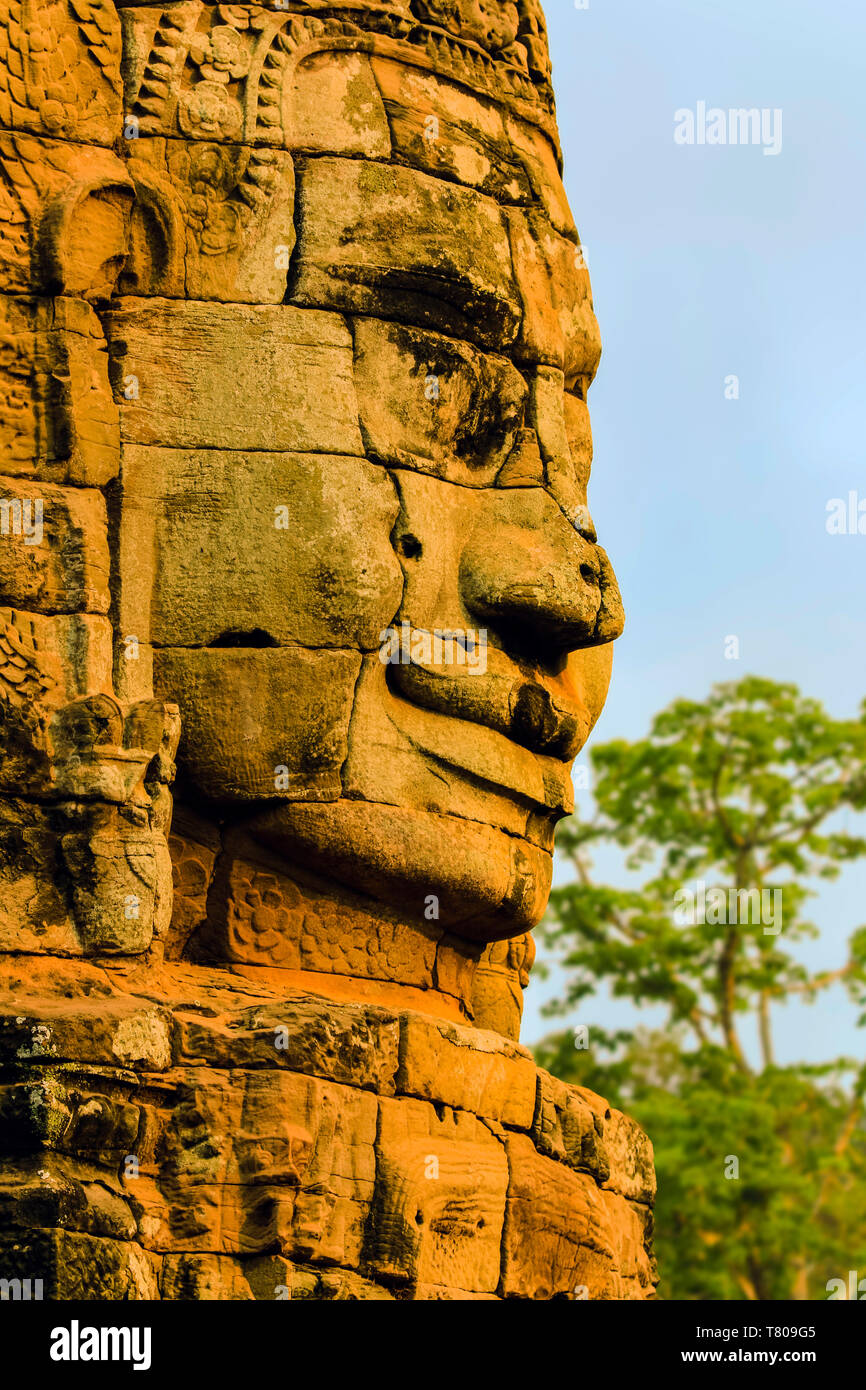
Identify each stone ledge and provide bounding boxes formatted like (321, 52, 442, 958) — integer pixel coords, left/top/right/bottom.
(0, 959, 657, 1299)
(396, 1010, 536, 1127)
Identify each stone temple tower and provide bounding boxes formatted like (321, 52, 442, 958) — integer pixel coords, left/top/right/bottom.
(0, 0, 656, 1299)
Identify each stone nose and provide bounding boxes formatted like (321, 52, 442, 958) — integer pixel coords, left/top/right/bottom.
(459, 490, 624, 654)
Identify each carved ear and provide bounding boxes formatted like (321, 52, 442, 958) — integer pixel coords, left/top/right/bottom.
(37, 174, 134, 301)
(117, 161, 185, 298)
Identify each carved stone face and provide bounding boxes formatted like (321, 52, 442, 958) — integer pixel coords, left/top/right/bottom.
(0, 3, 655, 1305)
(107, 1, 623, 955)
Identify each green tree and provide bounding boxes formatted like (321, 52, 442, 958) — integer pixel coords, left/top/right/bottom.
(536, 677, 866, 1300)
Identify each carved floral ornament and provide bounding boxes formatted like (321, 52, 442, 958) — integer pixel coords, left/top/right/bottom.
(127, 0, 557, 150)
(0, 0, 122, 141)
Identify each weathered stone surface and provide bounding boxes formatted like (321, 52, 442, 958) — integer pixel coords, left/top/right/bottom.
(601, 1105, 658, 1207)
(501, 1134, 656, 1300)
(127, 1068, 378, 1266)
(0, 133, 132, 298)
(0, 1153, 139, 1242)
(289, 157, 522, 350)
(0, 475, 109, 615)
(286, 50, 391, 157)
(0, 295, 121, 484)
(0, 0, 654, 1304)
(508, 207, 601, 381)
(470, 934, 535, 1040)
(154, 647, 361, 802)
(532, 1067, 611, 1184)
(0, 807, 82, 955)
(121, 139, 296, 303)
(344, 654, 571, 844)
(249, 796, 554, 944)
(193, 841, 444, 998)
(106, 299, 364, 454)
(371, 56, 533, 203)
(0, 997, 172, 1069)
(397, 1012, 536, 1128)
(0, 954, 655, 1299)
(505, 114, 578, 239)
(370, 1096, 508, 1293)
(120, 6, 393, 154)
(282, 1265, 395, 1301)
(118, 447, 402, 650)
(170, 995, 401, 1096)
(61, 811, 173, 953)
(0, 606, 113, 708)
(0, 1227, 158, 1299)
(353, 317, 527, 485)
(161, 1253, 255, 1301)
(0, 0, 124, 146)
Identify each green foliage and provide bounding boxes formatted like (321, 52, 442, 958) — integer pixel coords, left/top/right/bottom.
(536, 677, 866, 1300)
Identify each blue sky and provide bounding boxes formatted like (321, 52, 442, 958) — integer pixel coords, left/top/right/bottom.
(525, 0, 866, 1065)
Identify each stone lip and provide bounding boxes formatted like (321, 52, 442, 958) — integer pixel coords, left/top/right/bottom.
(389, 632, 592, 760)
(0, 955, 657, 1300)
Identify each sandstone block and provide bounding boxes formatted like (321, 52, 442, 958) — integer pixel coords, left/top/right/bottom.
(131, 1067, 378, 1267)
(253, 797, 553, 944)
(0, 607, 113, 712)
(0, 1226, 158, 1300)
(501, 1133, 656, 1299)
(508, 207, 601, 382)
(505, 114, 578, 239)
(0, 997, 172, 1069)
(0, 475, 109, 615)
(153, 647, 361, 802)
(345, 650, 571, 845)
(602, 1107, 657, 1206)
(161, 1253, 254, 1300)
(371, 57, 532, 202)
(0, 1154, 138, 1242)
(61, 815, 171, 954)
(171, 995, 400, 1095)
(0, 134, 132, 299)
(197, 847, 441, 990)
(285, 50, 391, 156)
(121, 139, 296, 303)
(118, 446, 402, 651)
(397, 1012, 536, 1128)
(370, 1096, 508, 1294)
(106, 298, 364, 454)
(0, 0, 124, 146)
(0, 806, 79, 955)
(0, 1075, 76, 1153)
(0, 295, 120, 484)
(469, 934, 535, 1040)
(166, 814, 218, 961)
(290, 157, 522, 350)
(532, 1067, 610, 1183)
(352, 317, 527, 486)
(283, 1265, 395, 1300)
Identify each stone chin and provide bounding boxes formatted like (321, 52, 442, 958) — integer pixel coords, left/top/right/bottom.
(246, 800, 552, 945)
